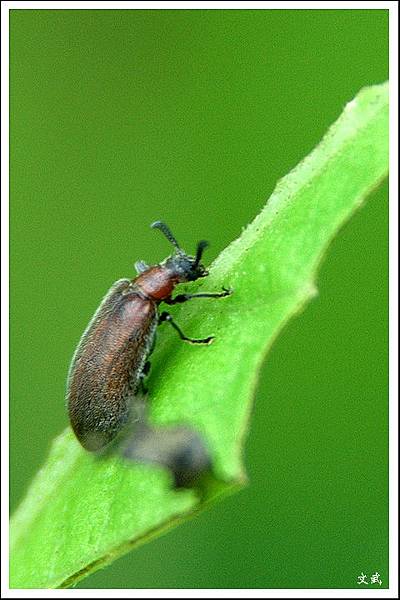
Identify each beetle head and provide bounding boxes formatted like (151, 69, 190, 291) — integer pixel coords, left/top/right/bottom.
(151, 221, 209, 282)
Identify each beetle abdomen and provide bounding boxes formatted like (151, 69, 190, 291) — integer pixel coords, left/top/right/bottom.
(67, 279, 157, 451)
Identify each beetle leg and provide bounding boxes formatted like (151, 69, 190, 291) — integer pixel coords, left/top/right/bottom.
(165, 286, 232, 305)
(136, 360, 152, 394)
(159, 311, 214, 344)
(142, 360, 151, 375)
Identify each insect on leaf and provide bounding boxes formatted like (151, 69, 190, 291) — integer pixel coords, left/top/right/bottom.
(10, 81, 389, 589)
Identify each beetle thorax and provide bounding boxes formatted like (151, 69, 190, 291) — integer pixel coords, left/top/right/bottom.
(134, 265, 179, 301)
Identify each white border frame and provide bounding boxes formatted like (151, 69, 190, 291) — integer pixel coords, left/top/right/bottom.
(1, 1, 398, 597)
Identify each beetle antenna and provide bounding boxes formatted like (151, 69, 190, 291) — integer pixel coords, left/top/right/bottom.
(151, 221, 182, 253)
(194, 240, 209, 266)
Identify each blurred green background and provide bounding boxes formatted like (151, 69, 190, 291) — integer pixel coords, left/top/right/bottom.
(10, 9, 388, 589)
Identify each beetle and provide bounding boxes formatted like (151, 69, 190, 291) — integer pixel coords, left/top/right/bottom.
(67, 221, 231, 452)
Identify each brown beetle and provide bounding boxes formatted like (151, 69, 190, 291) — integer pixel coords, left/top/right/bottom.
(67, 221, 231, 452)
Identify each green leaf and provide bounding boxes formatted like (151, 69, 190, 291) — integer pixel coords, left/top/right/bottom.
(10, 81, 388, 589)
